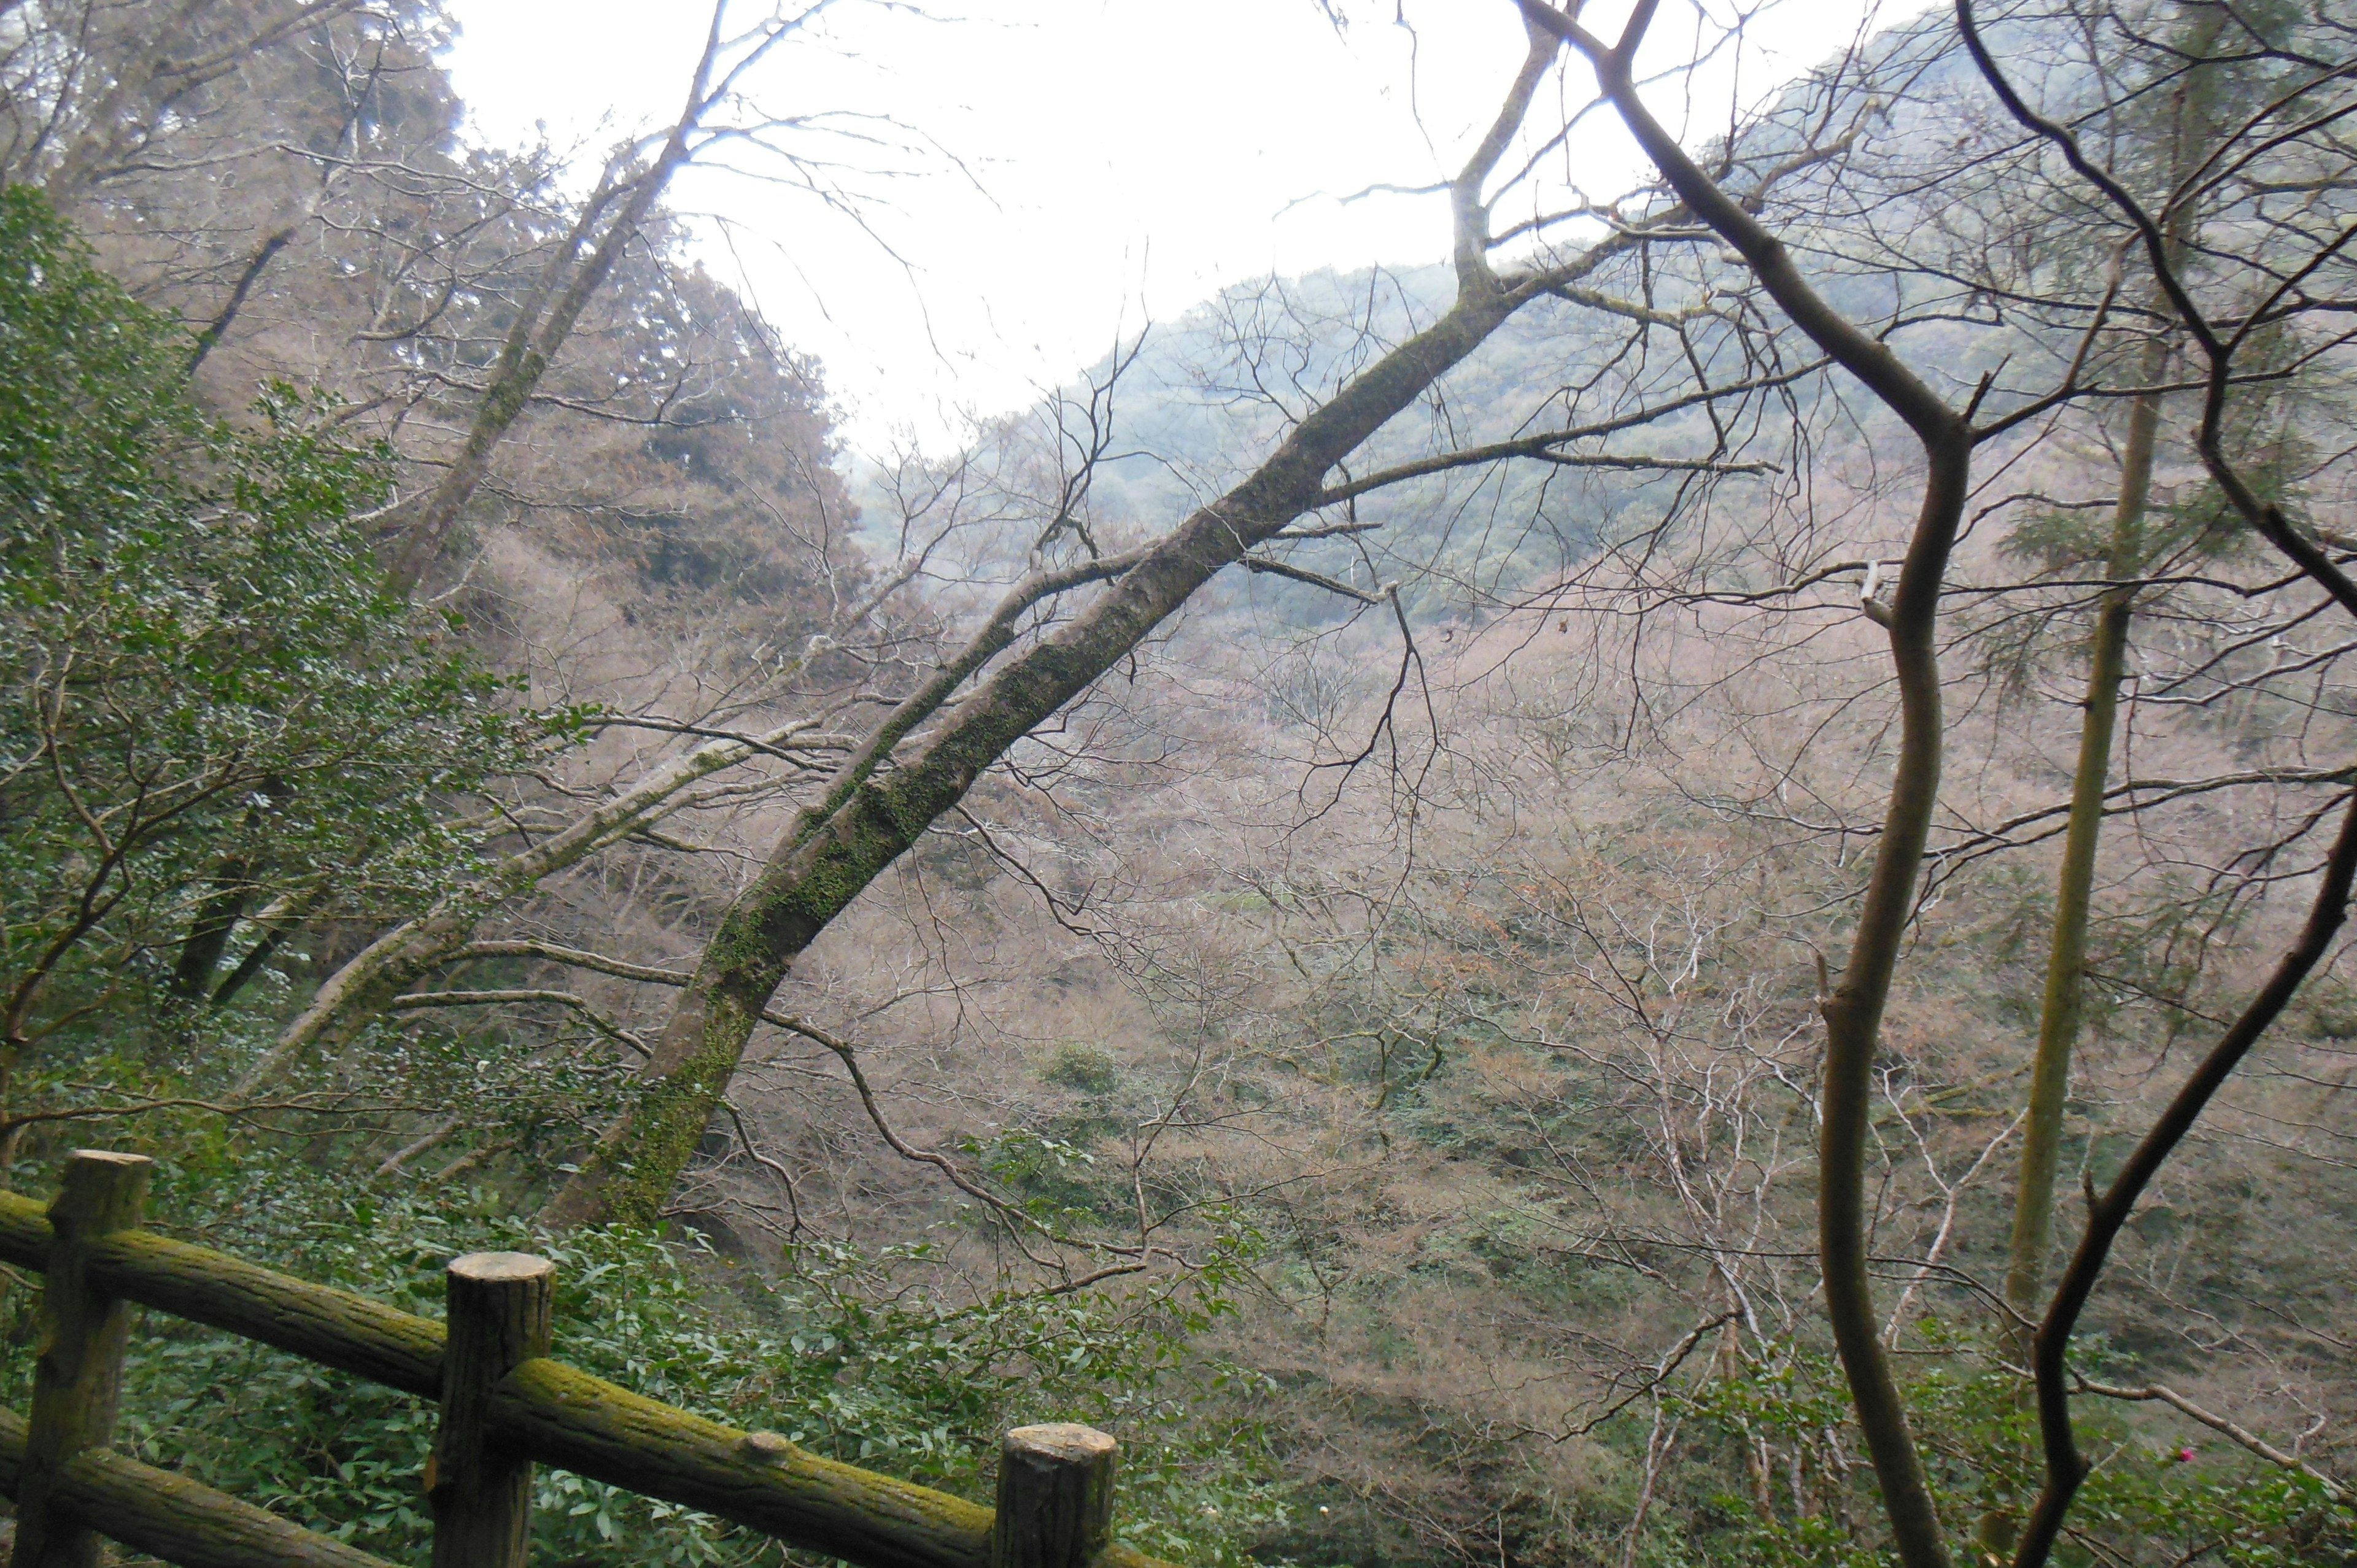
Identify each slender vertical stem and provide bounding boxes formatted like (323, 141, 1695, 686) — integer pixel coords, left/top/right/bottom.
(1978, 454, 2140, 1568)
(2010, 794, 2357, 1568)
(2003, 390, 2154, 1324)
(2003, 1, 2221, 1330)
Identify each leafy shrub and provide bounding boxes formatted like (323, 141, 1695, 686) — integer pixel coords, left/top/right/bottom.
(1637, 1329, 2353, 1568)
(0, 182, 563, 1062)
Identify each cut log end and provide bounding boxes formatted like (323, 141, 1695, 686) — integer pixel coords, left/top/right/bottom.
(1004, 1425, 1118, 1465)
(446, 1252, 554, 1285)
(61, 1152, 151, 1171)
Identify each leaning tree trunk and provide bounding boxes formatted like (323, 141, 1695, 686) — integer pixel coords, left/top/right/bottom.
(538, 16, 1587, 1229)
(379, 6, 719, 594)
(537, 282, 1533, 1229)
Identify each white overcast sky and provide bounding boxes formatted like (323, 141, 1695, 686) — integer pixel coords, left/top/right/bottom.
(445, 0, 1932, 454)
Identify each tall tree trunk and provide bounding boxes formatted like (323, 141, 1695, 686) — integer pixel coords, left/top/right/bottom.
(381, 0, 761, 593)
(2000, 1, 2220, 1330)
(1526, 9, 1979, 1566)
(2000, 382, 2156, 1323)
(1956, 10, 2225, 1560)
(1973, 363, 2155, 1568)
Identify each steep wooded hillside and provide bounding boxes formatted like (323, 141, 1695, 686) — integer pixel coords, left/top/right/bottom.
(0, 5, 2351, 1568)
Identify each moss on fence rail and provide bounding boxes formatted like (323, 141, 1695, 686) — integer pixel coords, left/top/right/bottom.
(0, 1184, 1177, 1568)
(0, 1407, 398, 1568)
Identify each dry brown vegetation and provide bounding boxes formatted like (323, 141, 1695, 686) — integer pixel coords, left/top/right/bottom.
(6, 2, 2357, 1565)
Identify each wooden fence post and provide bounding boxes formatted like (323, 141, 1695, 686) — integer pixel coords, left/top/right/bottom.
(427, 1253, 553, 1568)
(991, 1424, 1118, 1568)
(14, 1149, 153, 1568)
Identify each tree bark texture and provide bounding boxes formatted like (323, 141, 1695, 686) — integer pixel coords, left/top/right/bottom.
(990, 1425, 1118, 1568)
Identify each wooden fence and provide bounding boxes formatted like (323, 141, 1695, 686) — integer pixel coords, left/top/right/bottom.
(0, 1149, 1161, 1568)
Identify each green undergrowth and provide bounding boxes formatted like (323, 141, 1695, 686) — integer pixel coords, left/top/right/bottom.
(1627, 1328, 2355, 1568)
(0, 1153, 1287, 1568)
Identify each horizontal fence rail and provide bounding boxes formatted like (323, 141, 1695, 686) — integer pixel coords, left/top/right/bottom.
(0, 1151, 1167, 1568)
(0, 1407, 398, 1568)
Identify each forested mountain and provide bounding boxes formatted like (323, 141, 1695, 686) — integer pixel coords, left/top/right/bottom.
(1, 4, 2353, 1568)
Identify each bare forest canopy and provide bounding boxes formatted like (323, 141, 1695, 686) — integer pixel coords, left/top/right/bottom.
(1, 3, 2355, 1567)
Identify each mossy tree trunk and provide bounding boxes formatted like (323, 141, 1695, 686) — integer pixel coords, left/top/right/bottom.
(1978, 28, 2220, 1561)
(2000, 6, 2221, 1332)
(541, 16, 1604, 1229)
(539, 282, 1539, 1229)
(2001, 385, 2154, 1323)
